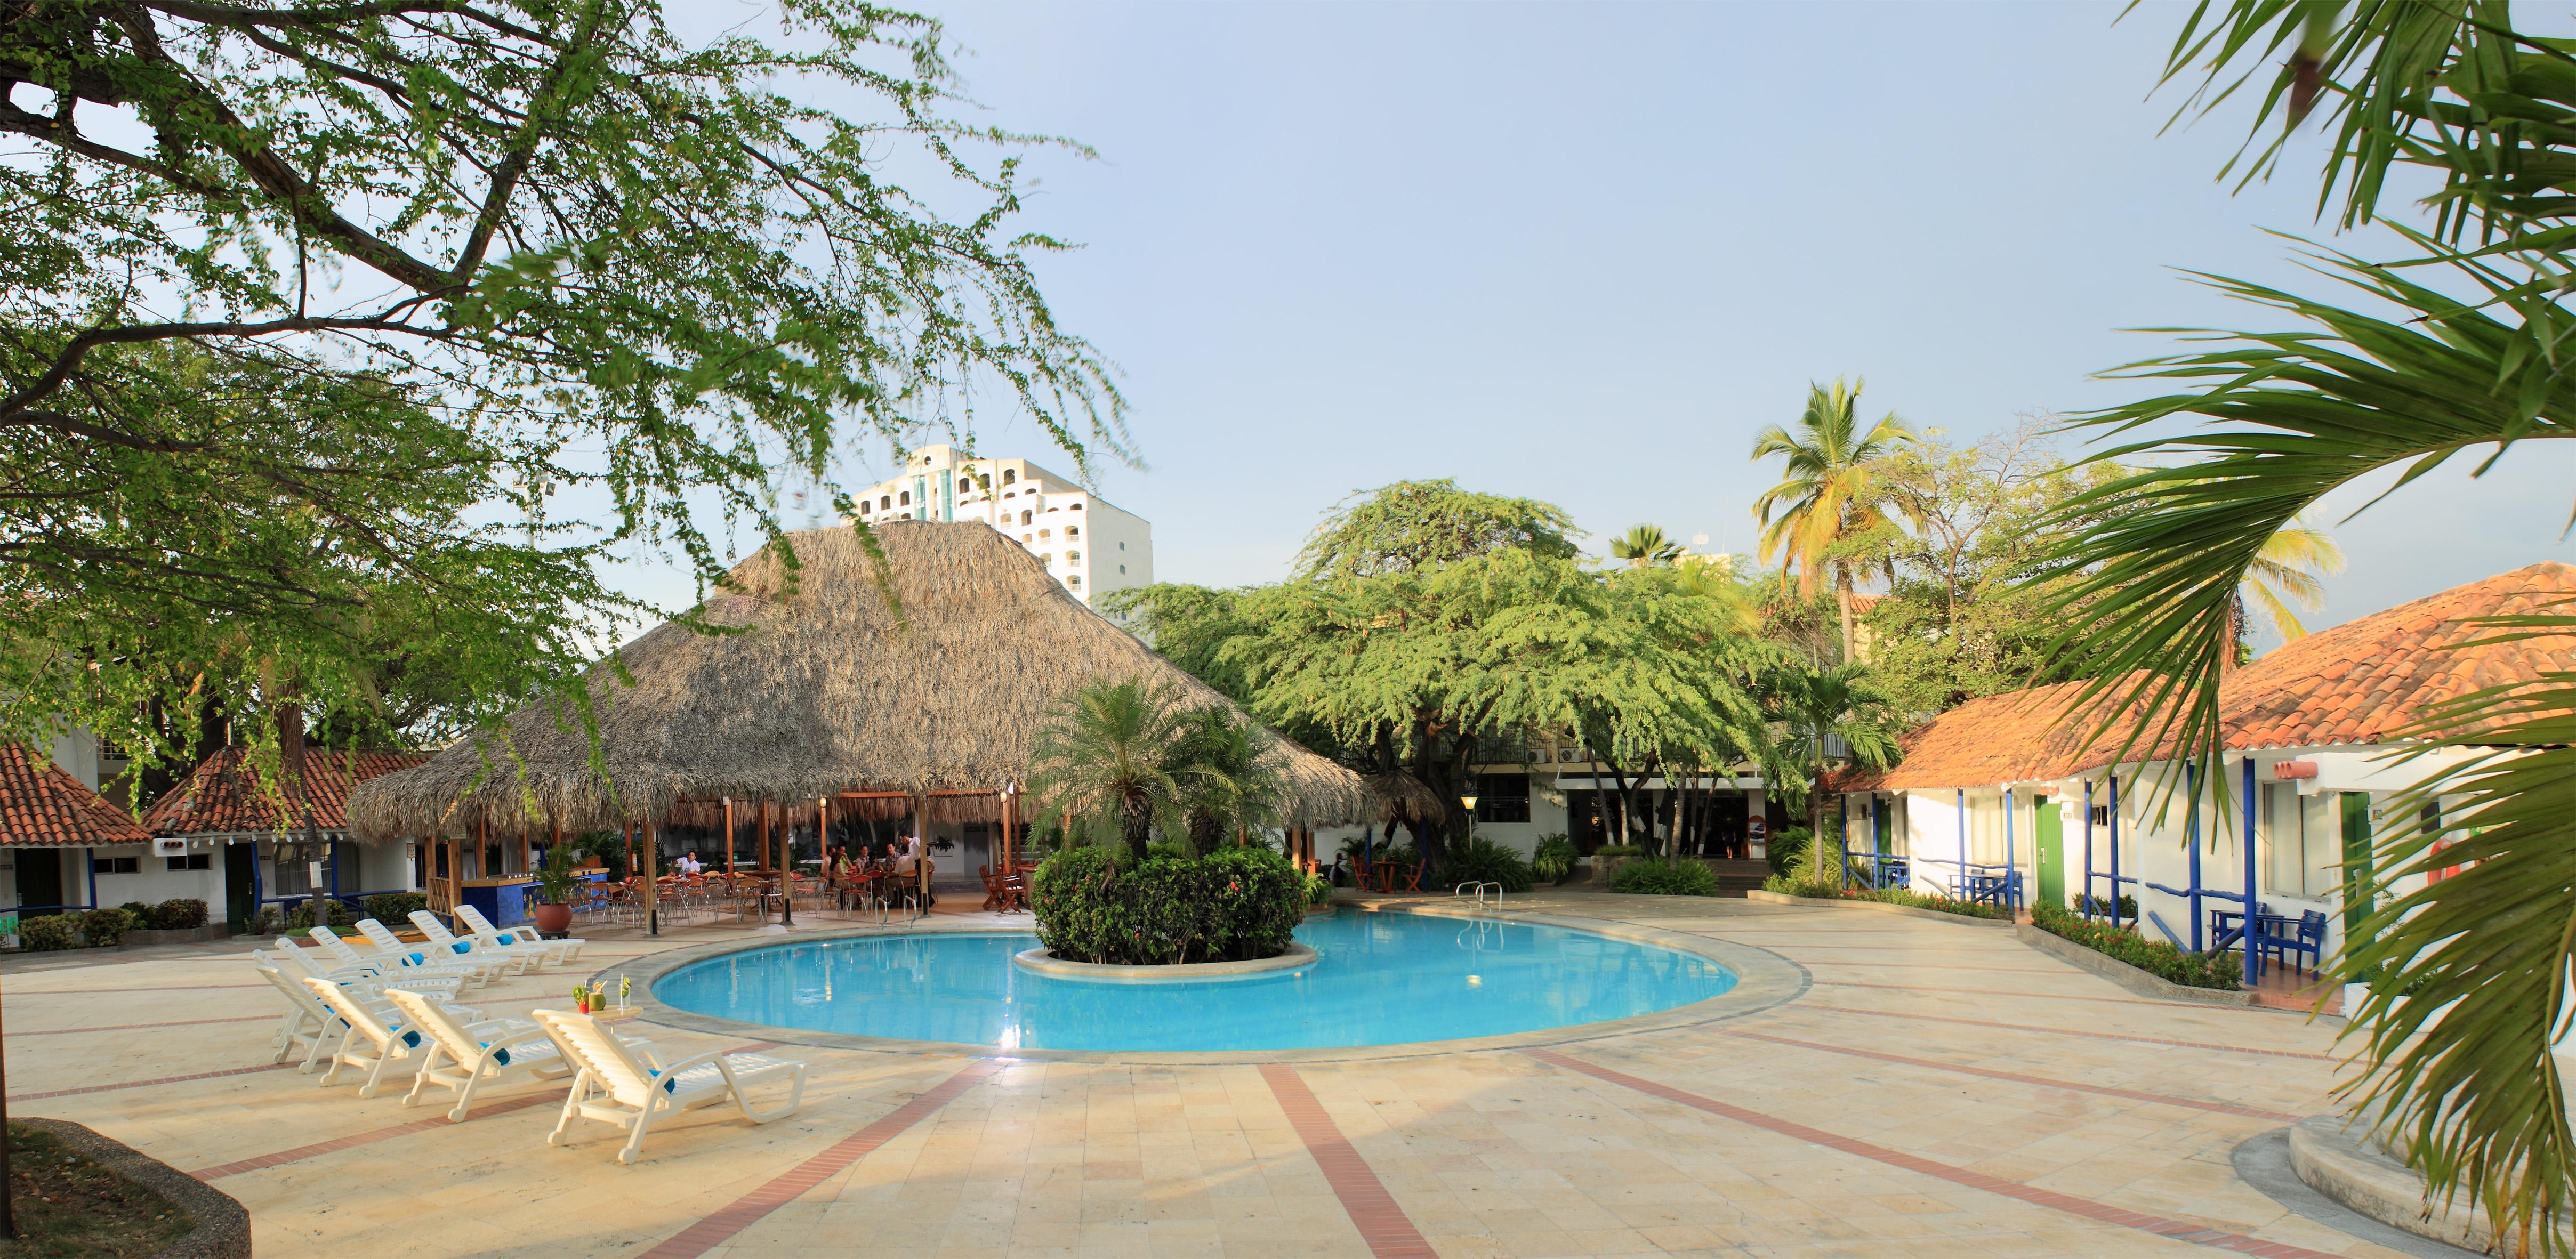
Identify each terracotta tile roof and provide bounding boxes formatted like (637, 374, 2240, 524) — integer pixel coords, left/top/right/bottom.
(2219, 561, 2576, 750)
(142, 746, 431, 836)
(0, 745, 150, 848)
(1837, 562, 2576, 792)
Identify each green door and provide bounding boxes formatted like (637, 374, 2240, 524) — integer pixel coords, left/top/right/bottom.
(2033, 798, 2065, 908)
(1873, 801, 1892, 854)
(224, 842, 259, 933)
(2341, 791, 2376, 985)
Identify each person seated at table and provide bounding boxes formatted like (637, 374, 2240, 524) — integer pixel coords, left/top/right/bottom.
(676, 851, 703, 876)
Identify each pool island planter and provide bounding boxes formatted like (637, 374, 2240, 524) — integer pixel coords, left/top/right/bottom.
(14, 1117, 252, 1259)
(1012, 943, 1318, 982)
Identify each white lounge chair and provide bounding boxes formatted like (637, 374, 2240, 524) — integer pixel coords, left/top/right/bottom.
(357, 917, 508, 986)
(256, 963, 342, 1071)
(407, 911, 542, 975)
(299, 975, 426, 1098)
(533, 1009, 807, 1164)
(320, 923, 482, 985)
(384, 989, 578, 1121)
(456, 903, 584, 966)
(261, 945, 477, 1010)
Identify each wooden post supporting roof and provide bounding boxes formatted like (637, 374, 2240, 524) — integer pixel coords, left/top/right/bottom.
(724, 797, 736, 875)
(641, 819, 658, 936)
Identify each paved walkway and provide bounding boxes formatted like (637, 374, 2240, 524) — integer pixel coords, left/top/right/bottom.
(1, 892, 2396, 1257)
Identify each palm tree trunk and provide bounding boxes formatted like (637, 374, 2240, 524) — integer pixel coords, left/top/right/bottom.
(1836, 568, 1858, 665)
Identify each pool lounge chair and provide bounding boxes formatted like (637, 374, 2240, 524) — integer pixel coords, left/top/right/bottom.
(312, 926, 484, 987)
(260, 945, 477, 1011)
(383, 988, 579, 1121)
(408, 911, 546, 975)
(255, 963, 347, 1071)
(532, 1009, 808, 1164)
(455, 903, 583, 966)
(299, 975, 429, 1098)
(353, 918, 508, 986)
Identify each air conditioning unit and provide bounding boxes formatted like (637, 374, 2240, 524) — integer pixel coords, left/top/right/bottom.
(154, 838, 188, 857)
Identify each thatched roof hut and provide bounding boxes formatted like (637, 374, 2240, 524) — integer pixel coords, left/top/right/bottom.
(346, 522, 1372, 841)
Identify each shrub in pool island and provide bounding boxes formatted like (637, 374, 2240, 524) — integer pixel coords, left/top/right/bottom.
(1444, 835, 1535, 893)
(151, 898, 211, 930)
(367, 892, 430, 924)
(1607, 860, 1721, 897)
(2031, 901, 2242, 990)
(1033, 845, 1306, 965)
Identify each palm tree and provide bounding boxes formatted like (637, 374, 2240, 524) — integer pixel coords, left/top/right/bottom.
(1760, 664, 1902, 890)
(2052, 1, 2576, 1239)
(1027, 679, 1188, 861)
(1168, 706, 1287, 856)
(1751, 379, 1917, 664)
(2239, 516, 2345, 652)
(1610, 524, 1685, 568)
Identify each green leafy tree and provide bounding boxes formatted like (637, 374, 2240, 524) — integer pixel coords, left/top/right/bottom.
(0, 0, 1120, 785)
(1758, 664, 1902, 889)
(1296, 479, 1578, 578)
(1751, 379, 1919, 664)
(2048, 2, 2576, 1242)
(1027, 680, 1190, 862)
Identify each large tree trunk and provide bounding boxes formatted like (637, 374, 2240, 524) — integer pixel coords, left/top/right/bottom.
(278, 704, 327, 929)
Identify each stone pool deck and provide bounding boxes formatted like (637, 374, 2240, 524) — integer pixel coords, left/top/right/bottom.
(1, 891, 2398, 1257)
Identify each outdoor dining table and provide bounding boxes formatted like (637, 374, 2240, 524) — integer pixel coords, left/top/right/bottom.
(2208, 906, 2288, 973)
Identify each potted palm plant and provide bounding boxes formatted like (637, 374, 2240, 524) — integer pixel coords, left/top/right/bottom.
(530, 844, 583, 937)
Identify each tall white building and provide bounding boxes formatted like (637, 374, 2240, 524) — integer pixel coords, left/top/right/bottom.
(848, 445, 1154, 607)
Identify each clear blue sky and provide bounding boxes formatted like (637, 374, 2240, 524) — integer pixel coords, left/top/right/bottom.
(642, 0, 2573, 640)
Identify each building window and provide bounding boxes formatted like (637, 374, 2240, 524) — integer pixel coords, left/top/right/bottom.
(1119, 564, 1126, 574)
(1476, 774, 1532, 824)
(898, 490, 910, 506)
(166, 853, 211, 871)
(1119, 541, 1126, 550)
(1022, 533, 1033, 543)
(879, 495, 891, 510)
(1067, 550, 1080, 562)
(1066, 526, 1079, 538)
(1041, 553, 1053, 564)
(92, 856, 141, 875)
(1068, 576, 1082, 588)
(1020, 510, 1032, 525)
(1070, 503, 1083, 511)
(1038, 528, 1051, 539)
(1003, 469, 1017, 485)
(2261, 784, 2341, 898)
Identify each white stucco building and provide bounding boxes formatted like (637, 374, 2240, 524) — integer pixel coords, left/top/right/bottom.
(848, 445, 1153, 608)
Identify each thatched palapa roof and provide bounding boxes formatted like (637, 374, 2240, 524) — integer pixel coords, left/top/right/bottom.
(346, 522, 1373, 841)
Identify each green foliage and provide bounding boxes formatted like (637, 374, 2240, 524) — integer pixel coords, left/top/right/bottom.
(1145, 841, 1191, 862)
(1766, 878, 2007, 921)
(1750, 377, 1917, 664)
(2050, 2, 2576, 1239)
(1028, 679, 1285, 862)
(365, 893, 429, 925)
(2075, 894, 2137, 919)
(1766, 827, 1810, 879)
(1761, 874, 1839, 897)
(117, 901, 153, 921)
(1442, 836, 1534, 894)
(570, 831, 629, 883)
(1606, 860, 1721, 898)
(1530, 834, 1579, 885)
(533, 845, 585, 908)
(1, 0, 1121, 788)
(1590, 843, 1645, 858)
(2032, 903, 2241, 990)
(1305, 872, 1334, 907)
(17, 915, 77, 951)
(78, 907, 133, 947)
(1295, 479, 1579, 579)
(151, 899, 210, 930)
(1029, 845, 1305, 965)
(288, 900, 354, 932)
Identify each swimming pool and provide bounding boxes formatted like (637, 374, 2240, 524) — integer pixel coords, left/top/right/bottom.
(650, 909, 1738, 1052)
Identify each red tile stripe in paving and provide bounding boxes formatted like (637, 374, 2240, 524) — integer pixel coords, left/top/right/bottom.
(1722, 1030, 2305, 1122)
(1259, 1065, 1438, 1259)
(1797, 1004, 2336, 1060)
(1817, 980, 2224, 1009)
(192, 1093, 564, 1179)
(4, 984, 270, 997)
(1525, 1049, 2341, 1259)
(14, 1062, 294, 1102)
(636, 1058, 1007, 1259)
(9, 1014, 275, 1038)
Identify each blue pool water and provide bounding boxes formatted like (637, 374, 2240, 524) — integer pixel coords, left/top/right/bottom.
(651, 910, 1736, 1052)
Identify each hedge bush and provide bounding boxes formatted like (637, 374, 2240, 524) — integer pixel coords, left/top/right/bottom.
(1032, 845, 1305, 965)
(1766, 827, 1813, 879)
(118, 901, 154, 921)
(1607, 860, 1721, 897)
(2075, 893, 2138, 919)
(1530, 834, 1578, 885)
(151, 898, 210, 930)
(77, 907, 133, 947)
(2031, 901, 2242, 990)
(286, 899, 354, 931)
(1443, 836, 1534, 894)
(366, 892, 428, 925)
(1591, 843, 1644, 858)
(17, 915, 77, 951)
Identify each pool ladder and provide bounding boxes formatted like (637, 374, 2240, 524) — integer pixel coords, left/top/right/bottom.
(1453, 881, 1504, 908)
